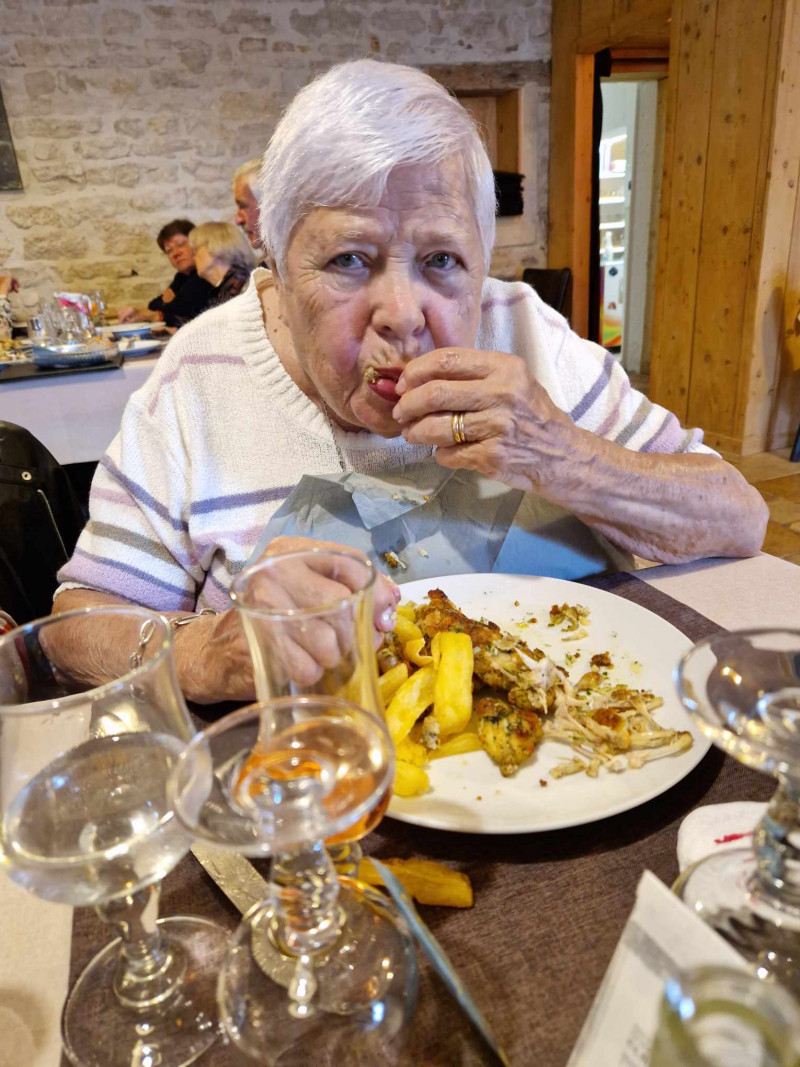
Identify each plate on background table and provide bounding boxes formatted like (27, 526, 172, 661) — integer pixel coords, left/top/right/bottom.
(387, 573, 710, 834)
(117, 337, 164, 357)
(104, 322, 153, 338)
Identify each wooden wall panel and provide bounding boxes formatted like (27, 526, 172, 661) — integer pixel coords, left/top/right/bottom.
(648, 0, 717, 422)
(742, 0, 800, 452)
(686, 0, 775, 439)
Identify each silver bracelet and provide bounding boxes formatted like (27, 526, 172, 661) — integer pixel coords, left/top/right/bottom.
(128, 609, 217, 671)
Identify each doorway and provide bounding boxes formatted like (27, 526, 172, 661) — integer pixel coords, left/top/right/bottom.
(593, 58, 667, 394)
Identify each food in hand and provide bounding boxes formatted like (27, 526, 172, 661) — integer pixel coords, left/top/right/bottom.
(358, 856, 473, 908)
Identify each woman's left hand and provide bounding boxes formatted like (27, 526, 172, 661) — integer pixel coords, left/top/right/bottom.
(393, 348, 579, 493)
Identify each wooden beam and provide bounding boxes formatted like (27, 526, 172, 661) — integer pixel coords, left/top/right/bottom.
(547, 0, 582, 289)
(571, 53, 596, 337)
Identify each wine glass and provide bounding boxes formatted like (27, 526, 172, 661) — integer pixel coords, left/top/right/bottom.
(0, 606, 229, 1067)
(169, 696, 418, 1065)
(230, 548, 385, 876)
(674, 629, 800, 993)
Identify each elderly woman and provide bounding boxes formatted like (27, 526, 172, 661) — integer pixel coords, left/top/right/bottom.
(53, 60, 766, 704)
(187, 221, 256, 317)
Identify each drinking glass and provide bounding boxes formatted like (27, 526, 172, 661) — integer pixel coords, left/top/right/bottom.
(650, 966, 800, 1066)
(675, 630, 800, 993)
(169, 696, 418, 1065)
(0, 607, 229, 1067)
(230, 548, 385, 876)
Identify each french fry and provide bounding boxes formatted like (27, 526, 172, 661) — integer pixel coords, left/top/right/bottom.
(385, 665, 436, 744)
(403, 637, 433, 667)
(358, 856, 473, 908)
(397, 603, 417, 621)
(430, 731, 483, 760)
(432, 631, 474, 737)
(396, 737, 428, 767)
(378, 661, 409, 708)
(393, 760, 430, 796)
(394, 615, 423, 644)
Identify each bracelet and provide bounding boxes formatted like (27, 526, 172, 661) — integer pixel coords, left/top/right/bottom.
(170, 608, 218, 633)
(128, 609, 217, 671)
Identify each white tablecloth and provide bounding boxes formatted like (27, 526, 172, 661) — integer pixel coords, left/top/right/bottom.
(1, 552, 798, 1066)
(0, 357, 159, 465)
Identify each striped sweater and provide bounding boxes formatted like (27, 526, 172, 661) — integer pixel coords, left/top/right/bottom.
(58, 270, 713, 612)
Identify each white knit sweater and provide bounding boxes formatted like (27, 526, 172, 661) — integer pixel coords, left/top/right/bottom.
(58, 271, 712, 611)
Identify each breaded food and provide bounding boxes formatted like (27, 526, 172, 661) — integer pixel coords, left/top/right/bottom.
(475, 695, 543, 778)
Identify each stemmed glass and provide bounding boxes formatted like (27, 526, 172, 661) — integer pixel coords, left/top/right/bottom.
(169, 695, 418, 1064)
(0, 606, 229, 1066)
(230, 548, 385, 876)
(674, 629, 800, 993)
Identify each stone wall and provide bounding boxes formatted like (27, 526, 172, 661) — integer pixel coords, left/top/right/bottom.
(0, 0, 551, 309)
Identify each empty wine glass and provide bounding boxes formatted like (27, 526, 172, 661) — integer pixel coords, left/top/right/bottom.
(230, 548, 385, 876)
(675, 629, 800, 994)
(0, 606, 229, 1066)
(169, 696, 418, 1065)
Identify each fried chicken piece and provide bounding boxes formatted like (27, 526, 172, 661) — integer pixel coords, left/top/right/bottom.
(475, 695, 543, 777)
(416, 589, 558, 711)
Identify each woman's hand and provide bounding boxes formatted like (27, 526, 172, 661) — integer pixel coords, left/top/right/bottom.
(393, 348, 579, 494)
(177, 536, 400, 704)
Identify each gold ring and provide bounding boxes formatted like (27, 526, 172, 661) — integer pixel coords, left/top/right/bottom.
(451, 411, 466, 445)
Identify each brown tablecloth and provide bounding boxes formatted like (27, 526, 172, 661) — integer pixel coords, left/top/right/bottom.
(65, 573, 774, 1066)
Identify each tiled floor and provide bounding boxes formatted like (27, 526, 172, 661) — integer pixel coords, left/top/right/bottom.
(721, 447, 800, 564)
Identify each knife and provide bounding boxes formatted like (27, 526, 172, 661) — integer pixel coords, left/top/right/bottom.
(371, 859, 511, 1067)
(190, 842, 269, 915)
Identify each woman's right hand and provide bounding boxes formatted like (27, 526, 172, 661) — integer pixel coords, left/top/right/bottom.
(117, 306, 139, 323)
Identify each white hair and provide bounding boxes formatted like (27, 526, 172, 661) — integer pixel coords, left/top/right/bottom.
(189, 221, 257, 272)
(231, 157, 261, 193)
(256, 59, 496, 277)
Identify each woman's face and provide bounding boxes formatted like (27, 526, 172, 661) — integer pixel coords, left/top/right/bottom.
(193, 245, 213, 280)
(164, 233, 195, 274)
(273, 159, 486, 436)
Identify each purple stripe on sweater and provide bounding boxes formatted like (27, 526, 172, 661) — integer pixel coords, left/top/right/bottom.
(480, 290, 532, 313)
(192, 523, 264, 556)
(200, 567, 234, 611)
(568, 351, 616, 423)
(60, 548, 196, 610)
(146, 354, 247, 415)
(91, 486, 138, 509)
(640, 412, 685, 454)
(190, 486, 293, 516)
(100, 455, 189, 533)
(595, 377, 631, 438)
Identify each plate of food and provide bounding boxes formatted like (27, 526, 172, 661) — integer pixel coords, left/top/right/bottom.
(383, 573, 710, 834)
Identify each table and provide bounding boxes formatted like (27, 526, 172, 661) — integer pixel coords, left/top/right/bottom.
(0, 356, 159, 465)
(1, 553, 798, 1067)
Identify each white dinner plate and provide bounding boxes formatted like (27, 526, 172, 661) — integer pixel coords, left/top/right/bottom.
(117, 338, 164, 357)
(104, 322, 153, 338)
(386, 573, 710, 834)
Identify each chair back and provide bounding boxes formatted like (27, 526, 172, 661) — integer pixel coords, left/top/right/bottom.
(0, 422, 87, 623)
(521, 267, 573, 319)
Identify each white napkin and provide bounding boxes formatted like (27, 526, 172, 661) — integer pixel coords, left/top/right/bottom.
(677, 802, 768, 872)
(567, 871, 748, 1067)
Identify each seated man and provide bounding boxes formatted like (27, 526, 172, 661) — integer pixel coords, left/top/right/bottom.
(53, 60, 767, 705)
(117, 219, 214, 328)
(232, 159, 268, 266)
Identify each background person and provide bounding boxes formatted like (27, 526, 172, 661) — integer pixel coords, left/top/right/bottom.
(117, 219, 214, 327)
(186, 222, 256, 318)
(232, 158, 267, 264)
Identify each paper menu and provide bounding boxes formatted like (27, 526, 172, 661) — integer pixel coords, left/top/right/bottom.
(567, 870, 747, 1067)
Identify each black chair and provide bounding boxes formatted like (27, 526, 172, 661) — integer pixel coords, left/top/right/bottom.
(521, 267, 572, 320)
(0, 422, 88, 623)
(791, 420, 800, 463)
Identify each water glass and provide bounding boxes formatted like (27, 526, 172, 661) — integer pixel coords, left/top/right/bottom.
(650, 966, 800, 1067)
